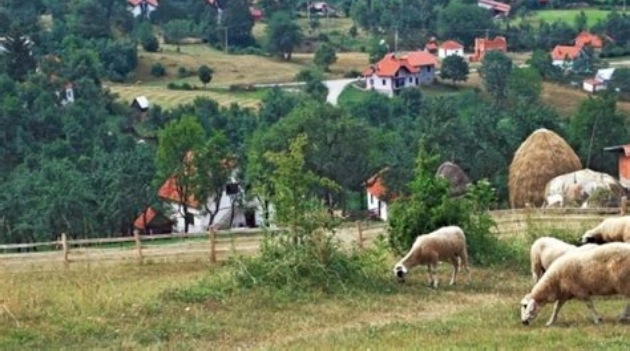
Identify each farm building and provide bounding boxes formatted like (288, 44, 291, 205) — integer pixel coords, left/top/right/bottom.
(550, 45, 583, 68)
(603, 144, 630, 189)
(508, 128, 582, 208)
(362, 51, 437, 97)
(583, 68, 615, 93)
(131, 96, 150, 112)
(470, 36, 507, 62)
(365, 168, 390, 221)
(477, 0, 510, 17)
(128, 0, 158, 18)
(438, 40, 465, 59)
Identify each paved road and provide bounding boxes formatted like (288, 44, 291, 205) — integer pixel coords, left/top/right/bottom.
(254, 78, 360, 106)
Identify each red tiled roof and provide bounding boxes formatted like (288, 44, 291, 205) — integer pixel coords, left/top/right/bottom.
(158, 177, 200, 208)
(362, 53, 419, 77)
(575, 31, 603, 49)
(128, 0, 159, 7)
(134, 207, 158, 230)
(250, 7, 263, 20)
(478, 0, 510, 13)
(405, 51, 438, 67)
(440, 40, 463, 50)
(551, 45, 582, 61)
(366, 170, 388, 199)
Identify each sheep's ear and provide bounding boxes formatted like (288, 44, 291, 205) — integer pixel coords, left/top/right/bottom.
(527, 299, 537, 312)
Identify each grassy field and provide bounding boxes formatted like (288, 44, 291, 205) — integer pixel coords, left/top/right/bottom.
(513, 9, 611, 28)
(109, 43, 368, 110)
(2, 258, 630, 349)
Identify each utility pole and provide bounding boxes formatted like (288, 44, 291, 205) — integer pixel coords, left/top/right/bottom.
(394, 27, 399, 53)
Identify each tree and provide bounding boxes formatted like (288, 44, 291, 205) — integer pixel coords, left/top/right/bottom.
(508, 67, 542, 104)
(367, 37, 388, 64)
(527, 49, 560, 80)
(479, 51, 513, 104)
(2, 29, 36, 81)
(163, 19, 192, 52)
(611, 68, 630, 93)
(314, 43, 337, 71)
(439, 55, 469, 85)
(569, 91, 627, 175)
(66, 0, 111, 39)
(222, 0, 256, 48)
(574, 11, 587, 32)
(198, 65, 214, 88)
(265, 11, 303, 60)
(437, 2, 495, 48)
(155, 115, 206, 233)
(137, 22, 159, 52)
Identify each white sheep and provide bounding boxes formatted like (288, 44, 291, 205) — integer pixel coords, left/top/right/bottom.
(393, 225, 469, 288)
(530, 237, 598, 282)
(581, 216, 630, 244)
(520, 243, 630, 327)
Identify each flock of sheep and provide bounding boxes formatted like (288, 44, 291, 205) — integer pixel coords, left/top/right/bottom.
(392, 217, 630, 327)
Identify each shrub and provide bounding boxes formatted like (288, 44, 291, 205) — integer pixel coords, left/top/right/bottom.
(177, 66, 189, 78)
(150, 63, 166, 77)
(343, 69, 361, 78)
(142, 34, 160, 53)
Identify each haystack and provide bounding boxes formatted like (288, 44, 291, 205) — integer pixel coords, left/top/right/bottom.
(544, 169, 624, 208)
(508, 128, 582, 208)
(436, 161, 470, 196)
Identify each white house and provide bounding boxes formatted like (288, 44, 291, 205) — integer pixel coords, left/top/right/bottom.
(128, 0, 158, 18)
(438, 40, 465, 59)
(365, 169, 389, 221)
(156, 175, 265, 233)
(551, 45, 583, 69)
(583, 68, 615, 93)
(362, 51, 437, 97)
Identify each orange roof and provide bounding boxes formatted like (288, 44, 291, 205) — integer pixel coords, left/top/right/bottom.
(158, 177, 200, 207)
(134, 207, 158, 230)
(440, 40, 463, 50)
(365, 168, 390, 199)
(128, 0, 159, 6)
(405, 51, 438, 67)
(362, 53, 419, 77)
(551, 45, 582, 61)
(476, 36, 507, 50)
(575, 31, 603, 49)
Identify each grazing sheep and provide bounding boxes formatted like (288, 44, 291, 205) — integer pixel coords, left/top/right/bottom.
(393, 225, 469, 288)
(520, 243, 630, 327)
(530, 237, 597, 282)
(581, 216, 630, 244)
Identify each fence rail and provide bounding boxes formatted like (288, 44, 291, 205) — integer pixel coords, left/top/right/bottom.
(0, 208, 625, 272)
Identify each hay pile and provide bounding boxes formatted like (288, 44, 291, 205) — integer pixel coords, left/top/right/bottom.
(436, 161, 470, 197)
(508, 128, 582, 208)
(544, 169, 625, 208)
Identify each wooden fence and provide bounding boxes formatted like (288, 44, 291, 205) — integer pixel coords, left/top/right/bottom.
(0, 207, 625, 272)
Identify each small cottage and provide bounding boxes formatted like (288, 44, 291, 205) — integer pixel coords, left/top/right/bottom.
(128, 0, 158, 18)
(470, 36, 507, 61)
(477, 0, 511, 17)
(583, 68, 615, 93)
(362, 51, 437, 97)
(551, 45, 583, 68)
(131, 96, 150, 112)
(365, 168, 389, 221)
(438, 40, 465, 59)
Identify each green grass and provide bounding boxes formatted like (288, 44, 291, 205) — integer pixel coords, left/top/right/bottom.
(513, 9, 611, 28)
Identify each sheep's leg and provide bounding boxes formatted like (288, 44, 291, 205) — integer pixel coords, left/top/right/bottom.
(545, 300, 565, 327)
(617, 303, 630, 323)
(449, 258, 459, 285)
(584, 299, 603, 324)
(427, 264, 438, 288)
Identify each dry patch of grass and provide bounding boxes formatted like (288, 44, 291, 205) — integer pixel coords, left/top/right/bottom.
(541, 82, 630, 117)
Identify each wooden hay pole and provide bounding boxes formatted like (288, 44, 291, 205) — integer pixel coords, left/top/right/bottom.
(133, 230, 143, 264)
(209, 226, 217, 263)
(61, 233, 69, 266)
(356, 221, 364, 250)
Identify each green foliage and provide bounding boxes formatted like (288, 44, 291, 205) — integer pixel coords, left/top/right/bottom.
(314, 43, 337, 71)
(137, 23, 160, 53)
(508, 67, 542, 104)
(177, 66, 189, 78)
(387, 144, 513, 266)
(163, 19, 193, 50)
(222, 0, 256, 48)
(480, 51, 513, 104)
(265, 11, 303, 60)
(150, 63, 166, 77)
(437, 2, 495, 48)
(611, 67, 630, 93)
(439, 55, 469, 85)
(197, 65, 213, 88)
(367, 37, 388, 64)
(527, 49, 560, 80)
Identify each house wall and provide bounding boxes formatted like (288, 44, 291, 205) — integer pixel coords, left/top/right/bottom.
(130, 4, 157, 17)
(552, 59, 573, 68)
(366, 74, 393, 96)
(418, 65, 435, 84)
(366, 191, 388, 221)
(583, 81, 595, 93)
(438, 48, 464, 59)
(619, 155, 630, 188)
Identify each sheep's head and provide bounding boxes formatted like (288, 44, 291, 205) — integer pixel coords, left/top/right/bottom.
(520, 295, 539, 326)
(393, 264, 408, 283)
(581, 230, 604, 244)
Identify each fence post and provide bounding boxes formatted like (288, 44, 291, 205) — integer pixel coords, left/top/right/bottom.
(209, 226, 217, 263)
(134, 230, 143, 264)
(621, 196, 628, 215)
(61, 233, 69, 266)
(356, 221, 364, 250)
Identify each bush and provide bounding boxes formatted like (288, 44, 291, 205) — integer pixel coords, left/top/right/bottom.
(343, 69, 361, 78)
(150, 63, 166, 77)
(142, 34, 160, 53)
(177, 66, 189, 78)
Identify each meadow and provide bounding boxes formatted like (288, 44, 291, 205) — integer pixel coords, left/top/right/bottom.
(512, 9, 611, 28)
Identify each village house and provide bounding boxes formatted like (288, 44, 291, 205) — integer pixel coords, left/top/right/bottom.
(365, 169, 389, 221)
(131, 96, 150, 113)
(477, 0, 510, 17)
(128, 0, 158, 18)
(308, 1, 335, 16)
(362, 51, 437, 97)
(470, 36, 507, 62)
(134, 207, 174, 234)
(438, 40, 465, 59)
(583, 68, 615, 93)
(550, 45, 583, 68)
(575, 31, 604, 51)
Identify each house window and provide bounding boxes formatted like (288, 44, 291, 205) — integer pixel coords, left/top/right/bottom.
(408, 77, 412, 83)
(370, 79, 374, 86)
(369, 194, 373, 203)
(382, 79, 386, 86)
(415, 77, 419, 85)
(427, 66, 433, 73)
